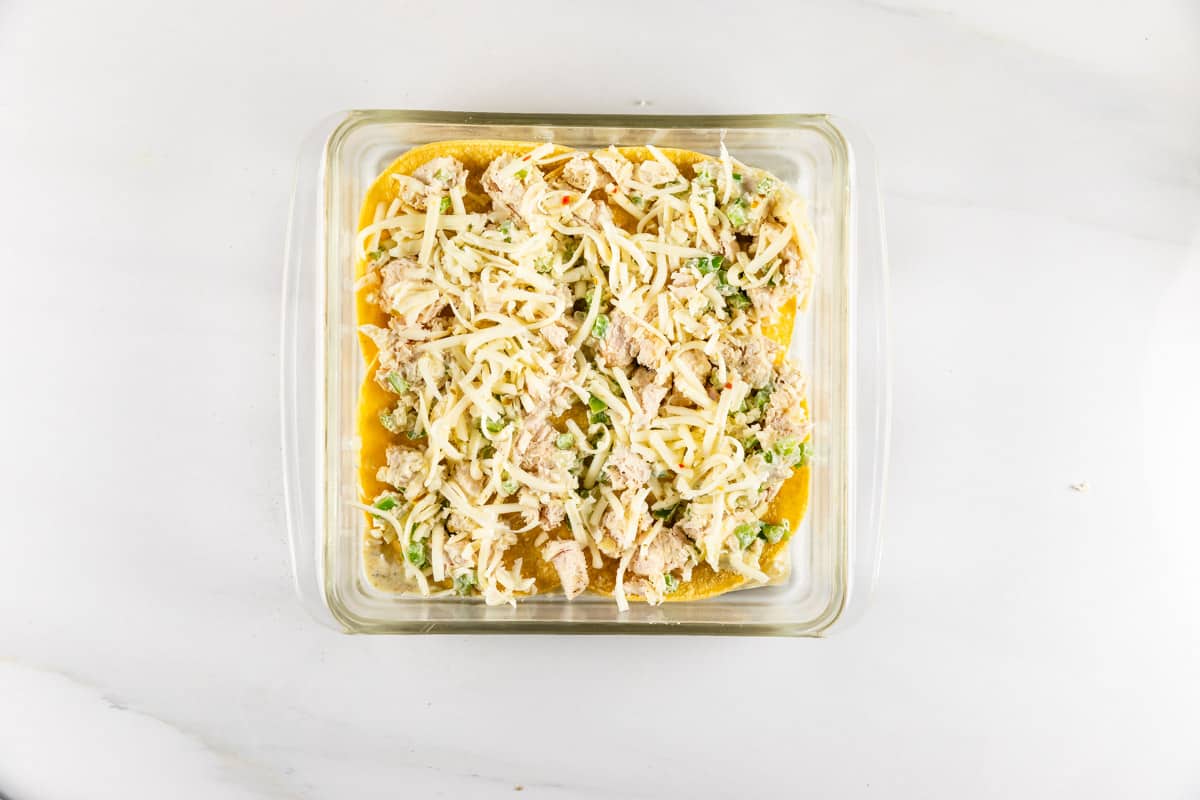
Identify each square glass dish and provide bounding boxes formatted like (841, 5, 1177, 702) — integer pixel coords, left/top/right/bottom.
(282, 111, 889, 636)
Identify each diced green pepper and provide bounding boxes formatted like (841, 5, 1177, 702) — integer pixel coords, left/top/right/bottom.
(589, 411, 610, 426)
(732, 172, 743, 181)
(555, 433, 575, 450)
(726, 198, 749, 227)
(734, 523, 760, 550)
(500, 474, 518, 495)
(432, 168, 448, 182)
(663, 573, 680, 593)
(439, 196, 451, 213)
(373, 495, 399, 512)
(453, 572, 477, 596)
(587, 394, 608, 413)
(485, 417, 507, 434)
(761, 521, 790, 544)
(378, 411, 402, 434)
(591, 314, 610, 339)
(515, 168, 529, 180)
(386, 372, 408, 394)
(630, 194, 643, 206)
(479, 444, 495, 459)
(727, 291, 751, 310)
(406, 538, 428, 568)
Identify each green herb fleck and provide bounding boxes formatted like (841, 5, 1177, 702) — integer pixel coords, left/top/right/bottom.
(756, 177, 776, 194)
(378, 411, 402, 434)
(663, 573, 680, 593)
(405, 428, 423, 440)
(485, 417, 507, 434)
(373, 495, 399, 511)
(515, 168, 529, 181)
(453, 572, 477, 596)
(732, 172, 743, 181)
(630, 194, 643, 206)
(555, 433, 575, 450)
(500, 476, 519, 495)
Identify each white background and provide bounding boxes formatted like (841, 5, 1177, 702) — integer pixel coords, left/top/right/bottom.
(2, 1, 1199, 797)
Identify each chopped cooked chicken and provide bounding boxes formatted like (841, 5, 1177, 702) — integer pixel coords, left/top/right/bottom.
(634, 159, 677, 187)
(605, 445, 651, 491)
(595, 311, 666, 370)
(721, 335, 778, 389)
(593, 147, 634, 187)
(397, 156, 467, 210)
(377, 446, 425, 495)
(630, 368, 668, 427)
(632, 528, 693, 578)
(561, 154, 599, 191)
(762, 367, 809, 441)
(540, 323, 569, 350)
(673, 349, 711, 389)
(542, 539, 588, 599)
(481, 153, 545, 221)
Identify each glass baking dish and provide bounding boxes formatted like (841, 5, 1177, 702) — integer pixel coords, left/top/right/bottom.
(281, 111, 889, 635)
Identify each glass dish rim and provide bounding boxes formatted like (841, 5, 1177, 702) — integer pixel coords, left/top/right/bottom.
(282, 109, 890, 636)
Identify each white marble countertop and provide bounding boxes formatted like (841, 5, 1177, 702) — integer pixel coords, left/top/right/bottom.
(2, 1, 1198, 797)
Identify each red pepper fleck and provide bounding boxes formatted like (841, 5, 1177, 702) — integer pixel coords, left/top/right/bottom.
(562, 196, 570, 205)
(678, 462, 686, 469)
(724, 382, 733, 390)
(522, 154, 531, 161)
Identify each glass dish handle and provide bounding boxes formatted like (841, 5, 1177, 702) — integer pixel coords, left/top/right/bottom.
(281, 113, 343, 630)
(831, 115, 891, 634)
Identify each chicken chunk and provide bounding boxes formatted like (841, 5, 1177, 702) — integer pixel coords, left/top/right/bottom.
(721, 336, 778, 389)
(604, 445, 651, 491)
(561, 154, 599, 192)
(593, 147, 634, 187)
(669, 267, 698, 301)
(542, 539, 588, 599)
(377, 446, 425, 495)
(634, 159, 677, 187)
(672, 349, 712, 390)
(540, 323, 569, 351)
(398, 157, 467, 210)
(762, 367, 809, 441)
(595, 311, 667, 370)
(514, 412, 571, 484)
(630, 368, 668, 427)
(631, 528, 694, 578)
(481, 153, 545, 221)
